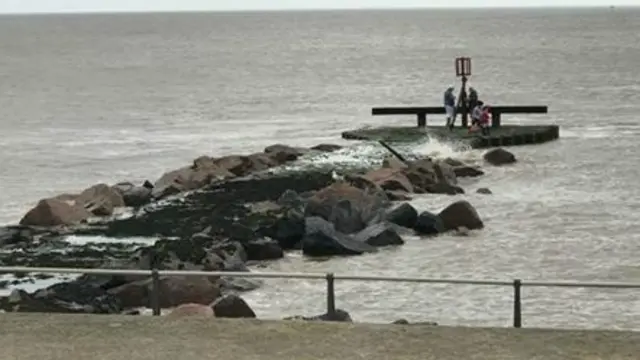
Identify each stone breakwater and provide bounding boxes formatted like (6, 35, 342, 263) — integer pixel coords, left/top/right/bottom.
(0, 142, 517, 322)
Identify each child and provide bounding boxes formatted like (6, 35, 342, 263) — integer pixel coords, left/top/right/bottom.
(468, 101, 484, 133)
(480, 105, 492, 135)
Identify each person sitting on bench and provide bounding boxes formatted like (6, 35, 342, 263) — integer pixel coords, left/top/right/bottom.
(468, 100, 484, 133)
(480, 104, 492, 135)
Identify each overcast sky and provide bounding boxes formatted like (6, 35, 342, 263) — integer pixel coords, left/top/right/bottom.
(1, 0, 638, 13)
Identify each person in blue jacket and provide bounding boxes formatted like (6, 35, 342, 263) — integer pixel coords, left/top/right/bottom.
(443, 87, 456, 129)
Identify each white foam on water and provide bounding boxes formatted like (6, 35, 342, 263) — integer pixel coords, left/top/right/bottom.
(289, 142, 391, 170)
(64, 235, 157, 246)
(282, 136, 479, 173)
(408, 136, 478, 162)
(0, 274, 80, 297)
(0, 235, 158, 297)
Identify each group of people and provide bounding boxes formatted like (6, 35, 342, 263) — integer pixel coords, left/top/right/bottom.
(443, 86, 491, 135)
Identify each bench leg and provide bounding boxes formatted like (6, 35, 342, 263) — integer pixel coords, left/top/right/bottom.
(417, 113, 426, 127)
(492, 113, 501, 128)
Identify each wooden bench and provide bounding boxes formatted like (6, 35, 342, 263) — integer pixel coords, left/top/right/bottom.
(371, 106, 548, 127)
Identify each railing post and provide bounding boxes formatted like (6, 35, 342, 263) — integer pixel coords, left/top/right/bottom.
(325, 273, 336, 317)
(151, 268, 161, 316)
(513, 279, 522, 328)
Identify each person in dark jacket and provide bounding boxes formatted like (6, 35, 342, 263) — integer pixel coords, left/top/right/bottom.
(443, 87, 456, 128)
(468, 87, 478, 113)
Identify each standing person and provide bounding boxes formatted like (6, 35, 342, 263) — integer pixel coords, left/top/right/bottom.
(468, 87, 478, 114)
(443, 87, 456, 129)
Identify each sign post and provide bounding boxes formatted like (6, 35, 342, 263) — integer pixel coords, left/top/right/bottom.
(452, 57, 472, 128)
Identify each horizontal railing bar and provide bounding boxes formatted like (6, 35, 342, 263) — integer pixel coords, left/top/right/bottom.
(159, 270, 327, 279)
(372, 106, 548, 116)
(0, 267, 153, 276)
(1, 267, 640, 289)
(335, 275, 512, 286)
(522, 280, 640, 289)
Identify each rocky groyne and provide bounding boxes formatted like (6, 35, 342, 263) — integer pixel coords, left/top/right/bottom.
(0, 141, 518, 321)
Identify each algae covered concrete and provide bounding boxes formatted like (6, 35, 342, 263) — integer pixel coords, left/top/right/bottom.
(341, 125, 560, 148)
(1, 313, 638, 360)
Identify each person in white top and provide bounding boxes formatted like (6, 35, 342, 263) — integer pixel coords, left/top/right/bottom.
(469, 100, 484, 132)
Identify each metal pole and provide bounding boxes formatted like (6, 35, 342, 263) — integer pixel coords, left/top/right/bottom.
(151, 268, 161, 316)
(513, 279, 522, 328)
(326, 273, 336, 317)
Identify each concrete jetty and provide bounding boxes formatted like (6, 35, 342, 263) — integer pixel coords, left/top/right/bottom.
(342, 124, 560, 149)
(1, 313, 638, 360)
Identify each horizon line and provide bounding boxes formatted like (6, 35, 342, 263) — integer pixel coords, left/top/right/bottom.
(0, 5, 634, 16)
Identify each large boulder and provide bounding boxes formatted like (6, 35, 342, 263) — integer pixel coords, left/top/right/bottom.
(363, 168, 414, 193)
(433, 160, 458, 185)
(31, 280, 123, 314)
(327, 199, 364, 234)
(0, 289, 78, 313)
(413, 211, 445, 235)
(108, 276, 221, 309)
(305, 182, 389, 233)
(77, 183, 126, 216)
(264, 144, 307, 157)
(123, 186, 152, 207)
(276, 189, 306, 210)
(263, 144, 308, 164)
(353, 222, 404, 247)
(211, 153, 288, 176)
(483, 148, 517, 166)
(243, 237, 284, 261)
(211, 294, 256, 318)
(402, 158, 459, 193)
(425, 182, 464, 195)
(402, 160, 438, 192)
(301, 216, 377, 257)
(212, 155, 251, 176)
(246, 152, 280, 170)
(113, 182, 153, 207)
(438, 200, 484, 231)
(452, 165, 484, 178)
(270, 209, 306, 249)
(1, 280, 123, 314)
(152, 162, 235, 199)
(382, 156, 407, 170)
(385, 203, 418, 229)
(19, 198, 92, 226)
(311, 144, 343, 152)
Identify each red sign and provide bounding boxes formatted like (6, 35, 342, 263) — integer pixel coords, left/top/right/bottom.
(455, 57, 472, 77)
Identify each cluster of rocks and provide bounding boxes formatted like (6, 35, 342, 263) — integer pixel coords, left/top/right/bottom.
(0, 144, 517, 317)
(17, 143, 342, 228)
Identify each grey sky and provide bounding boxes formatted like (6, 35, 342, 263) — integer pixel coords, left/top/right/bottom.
(2, 0, 638, 13)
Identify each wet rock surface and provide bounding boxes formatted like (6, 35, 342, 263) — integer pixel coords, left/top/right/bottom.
(0, 142, 494, 316)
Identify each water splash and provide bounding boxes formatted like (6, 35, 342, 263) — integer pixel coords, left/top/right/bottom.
(279, 136, 478, 173)
(409, 136, 477, 162)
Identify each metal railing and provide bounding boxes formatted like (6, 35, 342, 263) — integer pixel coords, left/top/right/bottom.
(2, 266, 640, 328)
